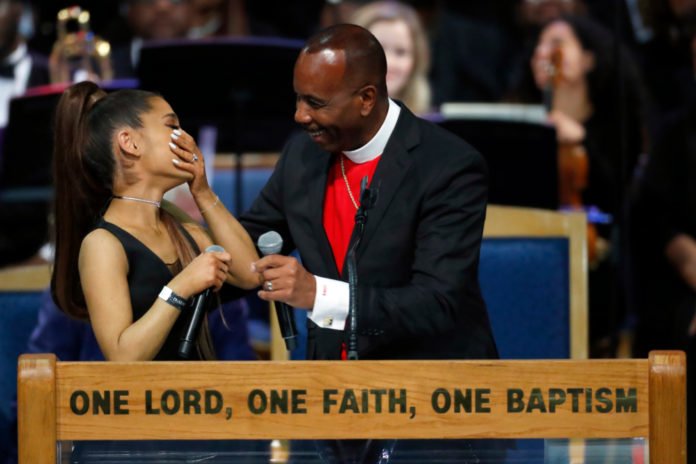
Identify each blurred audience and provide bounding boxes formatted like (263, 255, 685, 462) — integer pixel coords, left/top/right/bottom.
(0, 0, 47, 128)
(508, 15, 648, 357)
(0, 0, 50, 269)
(510, 14, 647, 224)
(629, 80, 696, 462)
(519, 0, 587, 28)
(320, 0, 506, 105)
(246, 0, 323, 39)
(110, 0, 193, 78)
(47, 5, 114, 84)
(505, 0, 588, 95)
(350, 1, 431, 114)
(412, 0, 507, 105)
(635, 0, 696, 135)
(628, 12, 696, 455)
(188, 0, 248, 38)
(319, 0, 372, 30)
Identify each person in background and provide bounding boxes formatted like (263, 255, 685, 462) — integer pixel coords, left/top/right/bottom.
(0, 0, 47, 128)
(635, 0, 696, 135)
(519, 0, 586, 28)
(504, 0, 588, 93)
(512, 15, 647, 216)
(350, 0, 431, 115)
(51, 81, 259, 361)
(109, 0, 193, 79)
(409, 0, 508, 105)
(319, 0, 372, 30)
(508, 15, 648, 357)
(321, 0, 507, 105)
(628, 22, 696, 459)
(188, 0, 248, 38)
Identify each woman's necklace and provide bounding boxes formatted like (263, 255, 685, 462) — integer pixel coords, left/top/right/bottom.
(340, 155, 359, 210)
(112, 195, 161, 208)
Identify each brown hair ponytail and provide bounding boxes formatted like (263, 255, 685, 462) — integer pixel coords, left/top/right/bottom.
(51, 82, 110, 319)
(51, 82, 157, 318)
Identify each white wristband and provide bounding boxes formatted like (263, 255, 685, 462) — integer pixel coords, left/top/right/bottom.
(158, 286, 188, 311)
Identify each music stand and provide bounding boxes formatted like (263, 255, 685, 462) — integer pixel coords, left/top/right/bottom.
(137, 37, 303, 214)
(434, 114, 558, 210)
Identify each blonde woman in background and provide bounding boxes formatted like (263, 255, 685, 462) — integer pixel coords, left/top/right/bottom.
(350, 1, 431, 114)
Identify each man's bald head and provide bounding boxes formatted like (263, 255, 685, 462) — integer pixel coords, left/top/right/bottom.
(302, 24, 388, 97)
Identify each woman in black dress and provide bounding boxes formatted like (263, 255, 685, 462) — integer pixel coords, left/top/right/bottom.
(51, 81, 259, 361)
(507, 15, 648, 356)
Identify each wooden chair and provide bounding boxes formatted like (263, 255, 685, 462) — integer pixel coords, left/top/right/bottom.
(0, 264, 50, 459)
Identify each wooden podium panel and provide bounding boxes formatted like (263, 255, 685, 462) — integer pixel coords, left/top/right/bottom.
(18, 352, 685, 463)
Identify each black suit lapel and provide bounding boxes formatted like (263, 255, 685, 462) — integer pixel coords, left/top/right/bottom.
(340, 105, 421, 274)
(305, 145, 341, 280)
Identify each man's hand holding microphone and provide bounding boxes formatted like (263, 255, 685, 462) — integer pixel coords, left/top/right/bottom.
(253, 231, 316, 350)
(253, 232, 316, 310)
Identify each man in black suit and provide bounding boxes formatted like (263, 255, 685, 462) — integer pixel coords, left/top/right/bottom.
(245, 23, 497, 363)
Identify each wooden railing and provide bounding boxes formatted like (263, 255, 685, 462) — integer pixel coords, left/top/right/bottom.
(18, 351, 685, 463)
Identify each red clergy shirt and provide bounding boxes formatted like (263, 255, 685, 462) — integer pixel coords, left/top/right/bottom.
(322, 154, 380, 275)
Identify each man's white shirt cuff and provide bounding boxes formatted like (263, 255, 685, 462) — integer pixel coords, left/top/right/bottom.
(309, 275, 349, 330)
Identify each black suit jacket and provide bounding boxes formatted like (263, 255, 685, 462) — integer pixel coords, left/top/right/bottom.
(241, 104, 498, 360)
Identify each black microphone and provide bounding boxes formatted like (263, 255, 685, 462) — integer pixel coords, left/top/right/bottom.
(178, 244, 225, 359)
(346, 176, 378, 360)
(257, 231, 298, 351)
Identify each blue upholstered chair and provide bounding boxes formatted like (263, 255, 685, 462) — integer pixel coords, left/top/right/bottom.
(480, 205, 588, 461)
(212, 166, 275, 216)
(480, 205, 588, 360)
(0, 264, 49, 462)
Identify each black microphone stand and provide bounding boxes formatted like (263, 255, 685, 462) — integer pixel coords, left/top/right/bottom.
(345, 177, 377, 360)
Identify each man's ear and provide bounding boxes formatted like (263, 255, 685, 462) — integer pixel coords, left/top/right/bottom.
(358, 85, 377, 117)
(116, 129, 140, 158)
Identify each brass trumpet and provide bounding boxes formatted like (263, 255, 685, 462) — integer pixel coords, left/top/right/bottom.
(49, 6, 113, 83)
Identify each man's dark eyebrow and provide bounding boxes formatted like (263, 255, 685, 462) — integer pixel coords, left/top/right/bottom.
(162, 112, 178, 120)
(298, 93, 327, 104)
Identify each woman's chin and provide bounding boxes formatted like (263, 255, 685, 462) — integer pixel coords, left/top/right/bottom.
(164, 171, 193, 190)
(175, 170, 194, 181)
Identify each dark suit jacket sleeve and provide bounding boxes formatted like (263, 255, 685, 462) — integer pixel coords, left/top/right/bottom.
(358, 147, 488, 341)
(239, 139, 296, 254)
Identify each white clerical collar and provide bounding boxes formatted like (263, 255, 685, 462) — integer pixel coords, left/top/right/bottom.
(3, 42, 27, 67)
(343, 98, 401, 164)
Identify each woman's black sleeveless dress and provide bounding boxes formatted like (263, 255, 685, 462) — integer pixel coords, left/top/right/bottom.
(96, 218, 201, 361)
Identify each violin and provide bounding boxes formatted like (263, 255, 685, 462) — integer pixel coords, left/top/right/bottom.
(546, 42, 599, 264)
